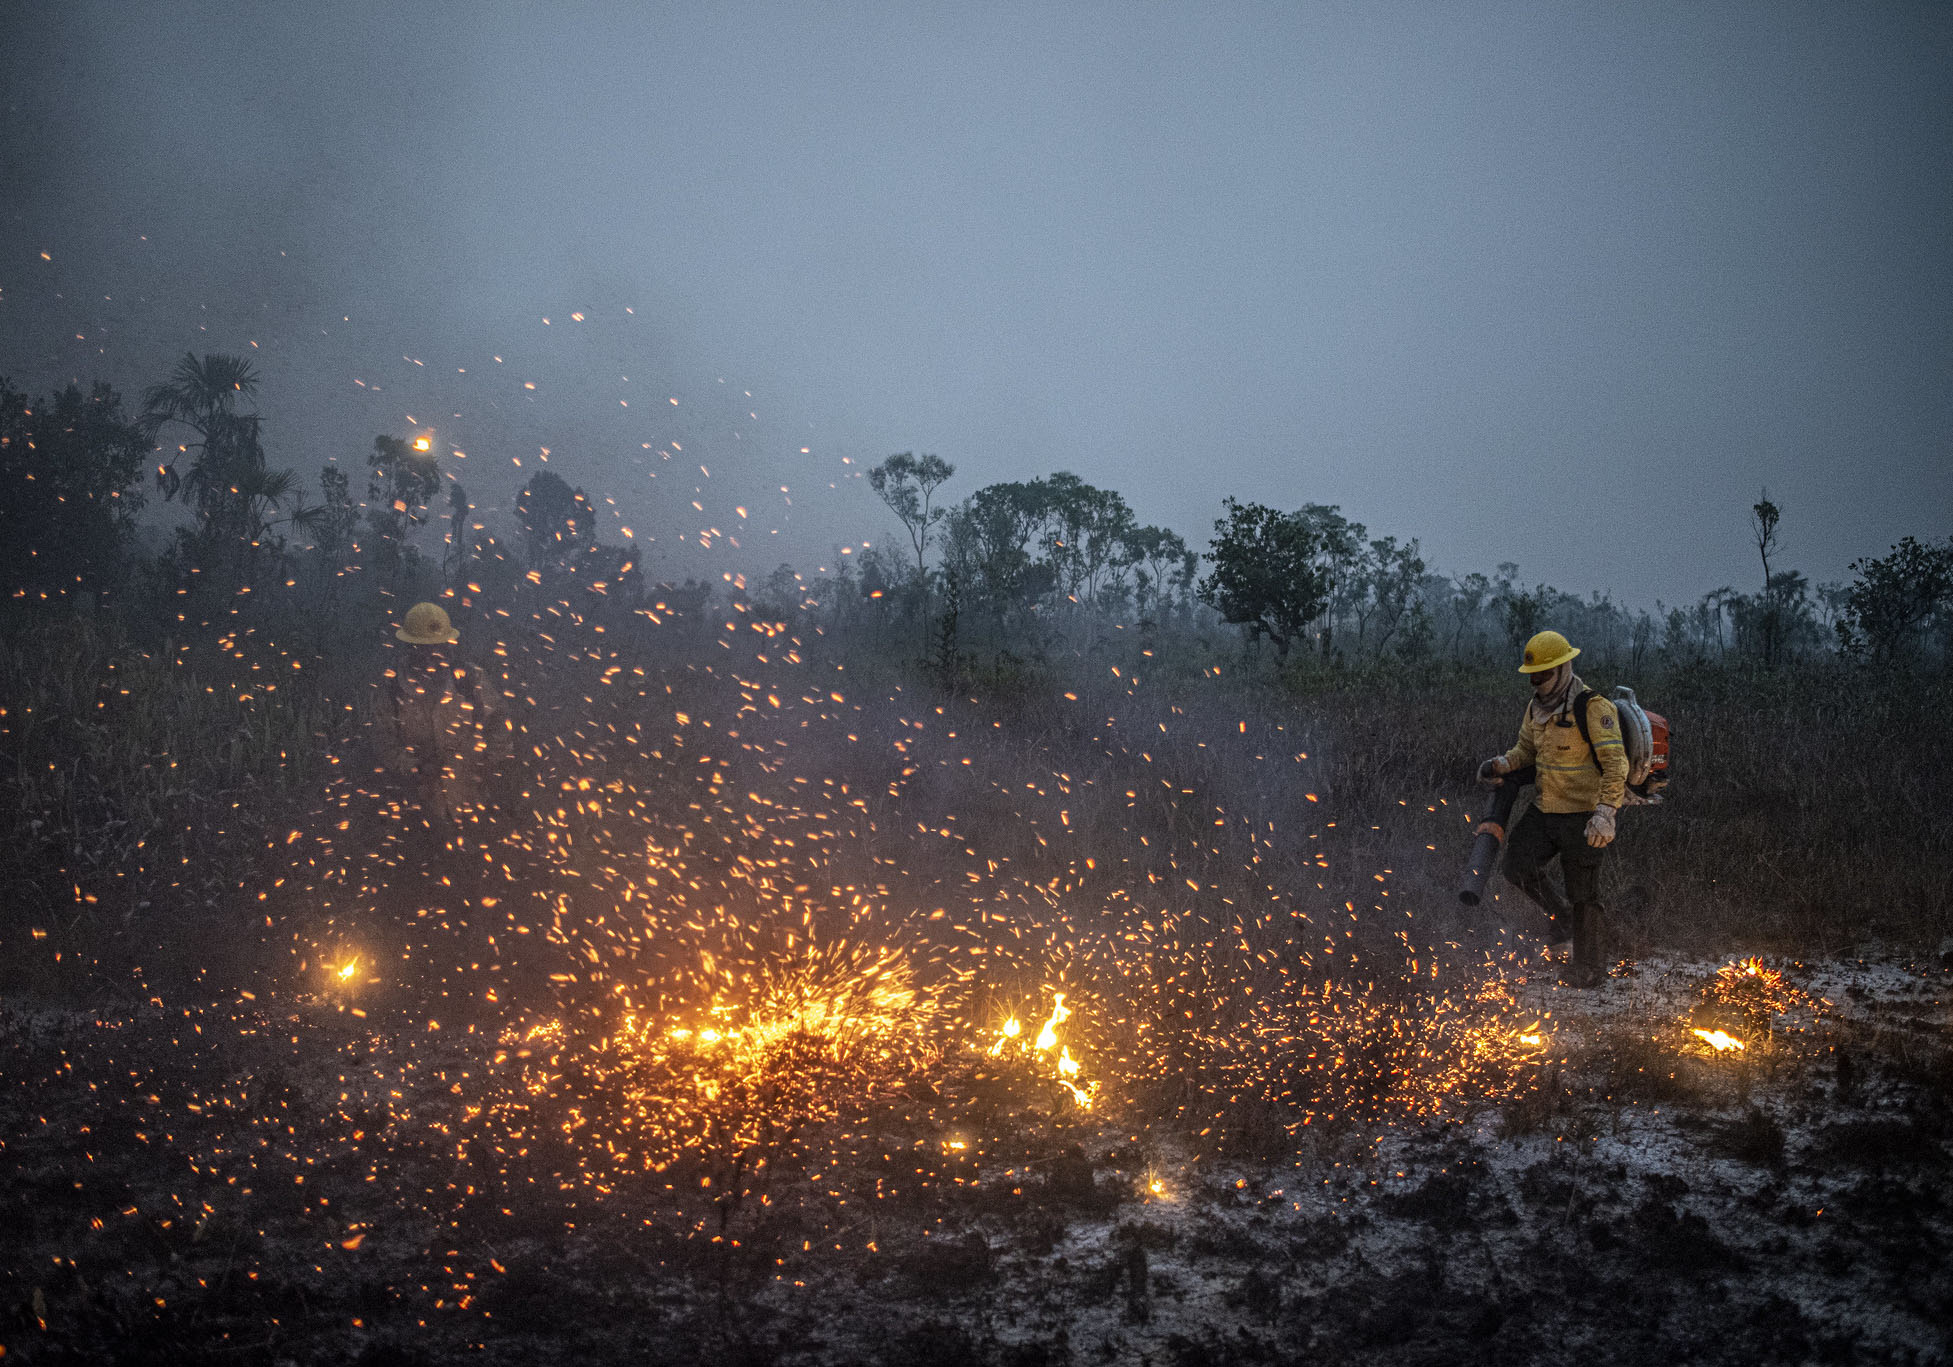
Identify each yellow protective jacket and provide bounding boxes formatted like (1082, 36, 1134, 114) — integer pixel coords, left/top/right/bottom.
(381, 654, 493, 806)
(1503, 690, 1629, 813)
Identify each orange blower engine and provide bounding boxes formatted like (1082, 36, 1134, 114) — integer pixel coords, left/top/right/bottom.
(1610, 686, 1671, 804)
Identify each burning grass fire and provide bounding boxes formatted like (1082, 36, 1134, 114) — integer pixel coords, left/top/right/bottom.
(214, 609, 1583, 1234)
(987, 990, 1098, 1109)
(481, 940, 938, 1182)
(1682, 956, 1829, 1056)
(13, 609, 1759, 1363)
(1216, 972, 1552, 1134)
(1690, 1027, 1746, 1053)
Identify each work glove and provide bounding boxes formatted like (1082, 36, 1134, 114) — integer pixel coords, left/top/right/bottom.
(1476, 756, 1510, 787)
(1585, 804, 1617, 848)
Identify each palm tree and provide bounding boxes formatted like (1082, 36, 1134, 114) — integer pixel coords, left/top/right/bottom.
(141, 352, 303, 582)
(141, 352, 261, 505)
(141, 352, 260, 561)
(232, 465, 304, 582)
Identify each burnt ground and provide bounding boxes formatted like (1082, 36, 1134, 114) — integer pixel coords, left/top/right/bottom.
(1, 953, 1948, 1367)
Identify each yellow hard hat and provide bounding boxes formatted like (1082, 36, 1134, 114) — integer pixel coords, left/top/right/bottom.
(396, 602, 458, 644)
(1518, 629, 1579, 673)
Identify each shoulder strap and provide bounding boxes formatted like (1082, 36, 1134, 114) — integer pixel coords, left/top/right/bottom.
(1573, 689, 1601, 772)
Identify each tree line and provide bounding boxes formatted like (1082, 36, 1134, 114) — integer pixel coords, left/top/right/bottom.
(860, 453, 1952, 674)
(2, 352, 1947, 675)
(0, 353, 663, 649)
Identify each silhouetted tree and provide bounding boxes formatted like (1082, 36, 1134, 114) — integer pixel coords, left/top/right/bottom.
(1447, 572, 1491, 657)
(867, 451, 955, 575)
(515, 469, 599, 570)
(1043, 472, 1136, 606)
(1197, 498, 1335, 663)
(141, 352, 254, 498)
(1301, 505, 1363, 655)
(289, 464, 362, 640)
(1497, 578, 1546, 651)
(1731, 570, 1818, 667)
(0, 378, 148, 601)
(141, 352, 285, 575)
(1746, 489, 1790, 665)
(1750, 489, 1782, 585)
(652, 578, 714, 631)
(463, 526, 522, 605)
(1126, 524, 1191, 622)
(1629, 608, 1659, 675)
(754, 563, 802, 619)
(553, 541, 639, 610)
(941, 479, 1059, 631)
(1836, 536, 1953, 664)
(1353, 535, 1425, 655)
(233, 465, 304, 581)
(295, 465, 360, 566)
(442, 481, 470, 584)
(364, 435, 443, 579)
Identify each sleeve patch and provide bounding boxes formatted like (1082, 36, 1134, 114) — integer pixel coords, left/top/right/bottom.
(1599, 713, 1615, 729)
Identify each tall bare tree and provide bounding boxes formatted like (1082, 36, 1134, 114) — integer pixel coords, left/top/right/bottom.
(868, 452, 956, 576)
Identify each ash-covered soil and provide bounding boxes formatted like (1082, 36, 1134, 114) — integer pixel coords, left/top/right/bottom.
(2, 954, 1948, 1367)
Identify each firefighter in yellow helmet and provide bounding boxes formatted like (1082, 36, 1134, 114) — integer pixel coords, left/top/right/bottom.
(382, 601, 492, 825)
(1476, 630, 1630, 987)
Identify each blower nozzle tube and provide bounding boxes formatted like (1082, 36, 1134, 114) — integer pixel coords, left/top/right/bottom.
(1458, 765, 1535, 906)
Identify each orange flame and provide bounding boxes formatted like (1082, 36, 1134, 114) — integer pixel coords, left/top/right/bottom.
(1033, 993, 1070, 1052)
(987, 992, 1096, 1108)
(1691, 1028, 1746, 1053)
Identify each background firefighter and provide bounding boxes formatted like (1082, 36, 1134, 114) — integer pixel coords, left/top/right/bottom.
(381, 601, 495, 827)
(1477, 629, 1629, 987)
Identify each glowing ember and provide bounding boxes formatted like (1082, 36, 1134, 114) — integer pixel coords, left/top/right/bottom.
(1703, 956, 1807, 1028)
(986, 1016, 1022, 1057)
(1692, 1028, 1747, 1053)
(256, 595, 1605, 1224)
(986, 991, 1097, 1108)
(1219, 973, 1548, 1131)
(1687, 956, 1825, 1051)
(483, 940, 936, 1178)
(336, 959, 358, 981)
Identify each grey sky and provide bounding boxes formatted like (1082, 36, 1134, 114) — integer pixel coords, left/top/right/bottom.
(3, 0, 1948, 605)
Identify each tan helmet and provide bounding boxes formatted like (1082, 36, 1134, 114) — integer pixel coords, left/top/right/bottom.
(396, 601, 459, 645)
(1518, 629, 1579, 673)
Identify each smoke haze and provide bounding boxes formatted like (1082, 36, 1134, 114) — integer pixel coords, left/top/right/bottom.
(3, 0, 1948, 599)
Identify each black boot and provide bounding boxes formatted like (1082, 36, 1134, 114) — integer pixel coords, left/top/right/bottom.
(1561, 902, 1606, 987)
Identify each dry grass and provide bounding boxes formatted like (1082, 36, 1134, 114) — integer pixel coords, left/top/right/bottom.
(3, 596, 1944, 1011)
(0, 608, 344, 969)
(1625, 664, 1953, 952)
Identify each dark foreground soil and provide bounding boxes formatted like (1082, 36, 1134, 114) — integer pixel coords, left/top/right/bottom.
(2, 953, 1949, 1367)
